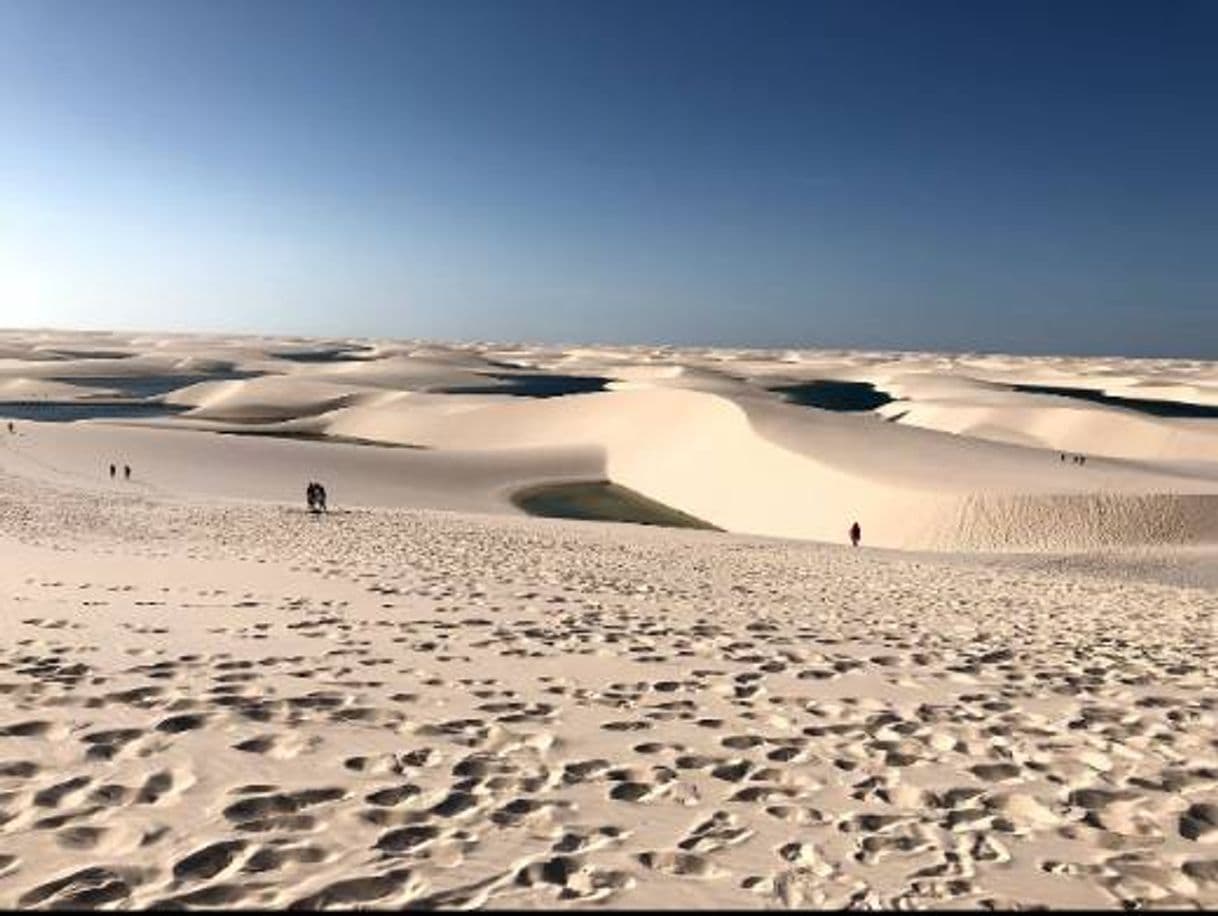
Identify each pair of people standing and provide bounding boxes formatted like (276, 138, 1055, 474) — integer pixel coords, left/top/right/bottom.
(306, 481, 328, 513)
(109, 463, 131, 480)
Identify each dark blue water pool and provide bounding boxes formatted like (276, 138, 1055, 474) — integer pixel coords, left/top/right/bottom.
(0, 402, 190, 422)
(441, 372, 610, 398)
(46, 370, 258, 399)
(272, 348, 373, 363)
(771, 380, 895, 412)
(45, 350, 136, 360)
(1012, 383, 1218, 419)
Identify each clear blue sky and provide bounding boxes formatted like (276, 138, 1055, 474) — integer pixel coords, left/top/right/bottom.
(3, 0, 1216, 357)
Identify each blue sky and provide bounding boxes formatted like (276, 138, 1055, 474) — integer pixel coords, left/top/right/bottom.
(2, 0, 1216, 356)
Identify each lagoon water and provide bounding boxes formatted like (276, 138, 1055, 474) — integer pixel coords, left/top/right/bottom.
(0, 402, 190, 422)
(771, 380, 894, 412)
(272, 348, 373, 363)
(47, 370, 258, 399)
(512, 480, 717, 529)
(442, 372, 609, 398)
(1013, 383, 1218, 419)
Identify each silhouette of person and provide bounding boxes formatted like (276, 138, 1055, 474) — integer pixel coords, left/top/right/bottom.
(316, 483, 327, 513)
(6, 421, 12, 434)
(124, 464, 130, 480)
(306, 482, 318, 512)
(109, 463, 116, 479)
(849, 521, 861, 547)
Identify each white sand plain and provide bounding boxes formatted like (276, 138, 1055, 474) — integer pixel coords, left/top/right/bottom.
(0, 328, 1216, 909)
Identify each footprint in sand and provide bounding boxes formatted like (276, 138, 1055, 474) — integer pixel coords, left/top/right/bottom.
(172, 839, 249, 882)
(17, 864, 155, 909)
(232, 733, 316, 759)
(33, 775, 93, 809)
(287, 868, 419, 910)
(514, 855, 634, 902)
(637, 849, 724, 879)
(222, 786, 347, 834)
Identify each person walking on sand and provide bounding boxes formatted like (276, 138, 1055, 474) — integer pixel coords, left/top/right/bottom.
(315, 482, 328, 513)
(123, 464, 131, 480)
(109, 463, 116, 479)
(306, 481, 318, 512)
(849, 521, 861, 547)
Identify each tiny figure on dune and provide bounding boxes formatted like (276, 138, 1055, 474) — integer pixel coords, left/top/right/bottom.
(849, 521, 861, 547)
(124, 464, 131, 480)
(315, 482, 327, 513)
(109, 463, 116, 479)
(1078, 455, 1086, 466)
(6, 421, 12, 434)
(1060, 452, 1065, 462)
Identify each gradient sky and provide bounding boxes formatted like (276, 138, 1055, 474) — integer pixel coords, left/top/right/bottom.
(2, 0, 1216, 356)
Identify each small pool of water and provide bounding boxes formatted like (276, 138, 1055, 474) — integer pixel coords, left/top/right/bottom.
(512, 481, 719, 530)
(0, 402, 190, 422)
(771, 380, 894, 412)
(273, 348, 373, 363)
(1012, 383, 1218, 419)
(45, 350, 136, 360)
(442, 373, 610, 398)
(48, 370, 258, 399)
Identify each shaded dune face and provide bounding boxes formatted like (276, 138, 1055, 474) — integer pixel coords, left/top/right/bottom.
(0, 330, 1214, 551)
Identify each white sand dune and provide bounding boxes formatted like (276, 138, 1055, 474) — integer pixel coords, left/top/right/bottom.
(0, 330, 1214, 553)
(168, 376, 394, 423)
(0, 329, 1216, 910)
(0, 420, 603, 516)
(871, 372, 1218, 463)
(0, 452, 1216, 909)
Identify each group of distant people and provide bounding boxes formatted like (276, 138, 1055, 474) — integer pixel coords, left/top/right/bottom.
(306, 481, 328, 514)
(109, 463, 131, 480)
(1060, 453, 1087, 465)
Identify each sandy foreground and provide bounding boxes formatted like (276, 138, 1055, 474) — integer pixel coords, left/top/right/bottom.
(0, 329, 1216, 909)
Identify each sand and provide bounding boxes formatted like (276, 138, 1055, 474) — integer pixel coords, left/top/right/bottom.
(0, 329, 1216, 908)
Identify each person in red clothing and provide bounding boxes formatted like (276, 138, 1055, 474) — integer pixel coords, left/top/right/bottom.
(849, 521, 861, 547)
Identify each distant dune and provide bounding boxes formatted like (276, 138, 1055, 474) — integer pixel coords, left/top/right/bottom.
(0, 329, 1213, 551)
